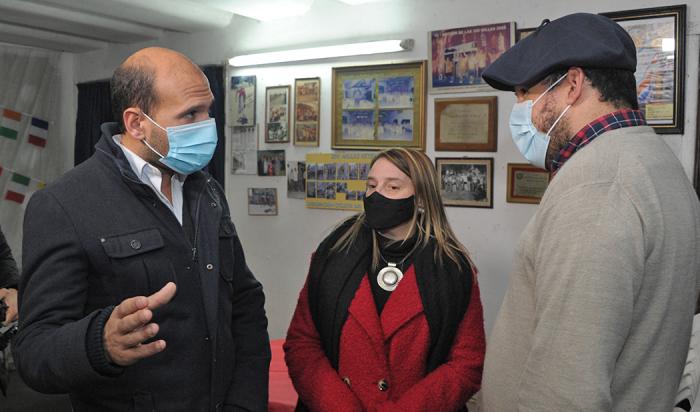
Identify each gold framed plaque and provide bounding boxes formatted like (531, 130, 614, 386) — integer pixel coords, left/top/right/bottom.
(506, 163, 551, 204)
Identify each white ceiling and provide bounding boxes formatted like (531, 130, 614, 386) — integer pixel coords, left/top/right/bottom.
(0, 0, 400, 53)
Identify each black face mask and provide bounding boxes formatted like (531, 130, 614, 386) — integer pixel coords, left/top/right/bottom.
(363, 192, 415, 230)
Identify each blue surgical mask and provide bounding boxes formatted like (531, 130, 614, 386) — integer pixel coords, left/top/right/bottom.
(141, 113, 218, 175)
(509, 74, 571, 170)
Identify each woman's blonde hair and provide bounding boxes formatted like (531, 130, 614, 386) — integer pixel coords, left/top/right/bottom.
(332, 148, 471, 270)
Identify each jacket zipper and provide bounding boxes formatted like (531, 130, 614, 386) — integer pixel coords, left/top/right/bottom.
(190, 178, 210, 263)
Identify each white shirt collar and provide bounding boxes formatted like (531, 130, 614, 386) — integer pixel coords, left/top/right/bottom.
(112, 134, 185, 225)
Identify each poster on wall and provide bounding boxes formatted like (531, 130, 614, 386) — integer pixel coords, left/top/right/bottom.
(305, 152, 373, 211)
(294, 78, 320, 147)
(287, 160, 307, 199)
(231, 125, 258, 175)
(228, 75, 256, 126)
(429, 22, 515, 93)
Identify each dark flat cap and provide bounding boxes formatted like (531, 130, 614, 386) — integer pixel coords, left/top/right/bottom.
(482, 13, 637, 91)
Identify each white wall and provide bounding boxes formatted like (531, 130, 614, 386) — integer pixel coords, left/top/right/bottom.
(73, 0, 700, 339)
(0, 46, 75, 261)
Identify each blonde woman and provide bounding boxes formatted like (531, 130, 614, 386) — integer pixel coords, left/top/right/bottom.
(284, 148, 485, 411)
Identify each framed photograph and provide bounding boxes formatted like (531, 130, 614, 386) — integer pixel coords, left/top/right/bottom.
(332, 61, 426, 150)
(516, 26, 536, 42)
(435, 157, 493, 208)
(601, 5, 686, 134)
(257, 149, 286, 176)
(294, 77, 320, 147)
(287, 160, 306, 199)
(429, 22, 515, 93)
(435, 96, 497, 152)
(265, 85, 291, 143)
(228, 75, 255, 126)
(248, 188, 278, 216)
(506, 163, 551, 204)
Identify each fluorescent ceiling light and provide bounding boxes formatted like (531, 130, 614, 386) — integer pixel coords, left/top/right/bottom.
(229, 39, 414, 67)
(202, 0, 314, 21)
(336, 0, 395, 4)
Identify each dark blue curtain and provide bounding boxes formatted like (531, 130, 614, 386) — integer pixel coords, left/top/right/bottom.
(73, 64, 226, 187)
(74, 80, 113, 166)
(201, 65, 225, 188)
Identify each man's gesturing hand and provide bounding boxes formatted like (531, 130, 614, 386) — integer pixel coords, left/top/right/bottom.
(103, 282, 177, 366)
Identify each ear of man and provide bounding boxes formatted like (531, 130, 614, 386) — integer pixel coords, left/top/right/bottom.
(123, 108, 147, 142)
(562, 67, 587, 106)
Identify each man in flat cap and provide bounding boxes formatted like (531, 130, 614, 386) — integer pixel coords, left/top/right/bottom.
(481, 13, 700, 411)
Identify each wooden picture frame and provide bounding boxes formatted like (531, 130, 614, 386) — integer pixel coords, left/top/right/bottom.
(265, 85, 291, 143)
(429, 22, 515, 93)
(294, 77, 320, 147)
(435, 96, 497, 152)
(435, 157, 493, 208)
(247, 188, 278, 216)
(516, 26, 537, 42)
(506, 163, 551, 204)
(601, 5, 686, 134)
(332, 61, 426, 150)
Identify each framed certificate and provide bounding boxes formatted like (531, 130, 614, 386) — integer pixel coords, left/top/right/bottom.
(506, 163, 550, 204)
(434, 96, 497, 152)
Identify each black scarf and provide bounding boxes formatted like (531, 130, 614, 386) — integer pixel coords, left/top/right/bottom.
(306, 216, 473, 374)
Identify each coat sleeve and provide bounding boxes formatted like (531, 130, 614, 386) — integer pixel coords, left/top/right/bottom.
(224, 227, 272, 411)
(372, 281, 485, 412)
(0, 226, 19, 289)
(284, 276, 364, 412)
(12, 190, 117, 393)
(514, 182, 644, 410)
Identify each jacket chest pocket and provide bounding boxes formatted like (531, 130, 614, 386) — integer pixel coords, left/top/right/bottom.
(100, 228, 175, 299)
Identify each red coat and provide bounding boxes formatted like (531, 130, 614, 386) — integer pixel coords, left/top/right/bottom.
(284, 265, 485, 411)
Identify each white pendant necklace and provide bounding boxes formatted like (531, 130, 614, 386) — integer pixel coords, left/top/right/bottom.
(377, 249, 413, 292)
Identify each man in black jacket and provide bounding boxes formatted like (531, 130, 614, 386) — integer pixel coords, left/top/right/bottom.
(13, 47, 270, 411)
(0, 227, 18, 324)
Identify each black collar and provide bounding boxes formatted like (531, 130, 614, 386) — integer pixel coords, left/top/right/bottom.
(306, 217, 473, 373)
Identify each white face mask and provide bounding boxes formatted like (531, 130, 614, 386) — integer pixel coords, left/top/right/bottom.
(508, 74, 571, 170)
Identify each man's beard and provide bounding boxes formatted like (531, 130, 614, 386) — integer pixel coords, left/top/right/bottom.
(537, 94, 572, 171)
